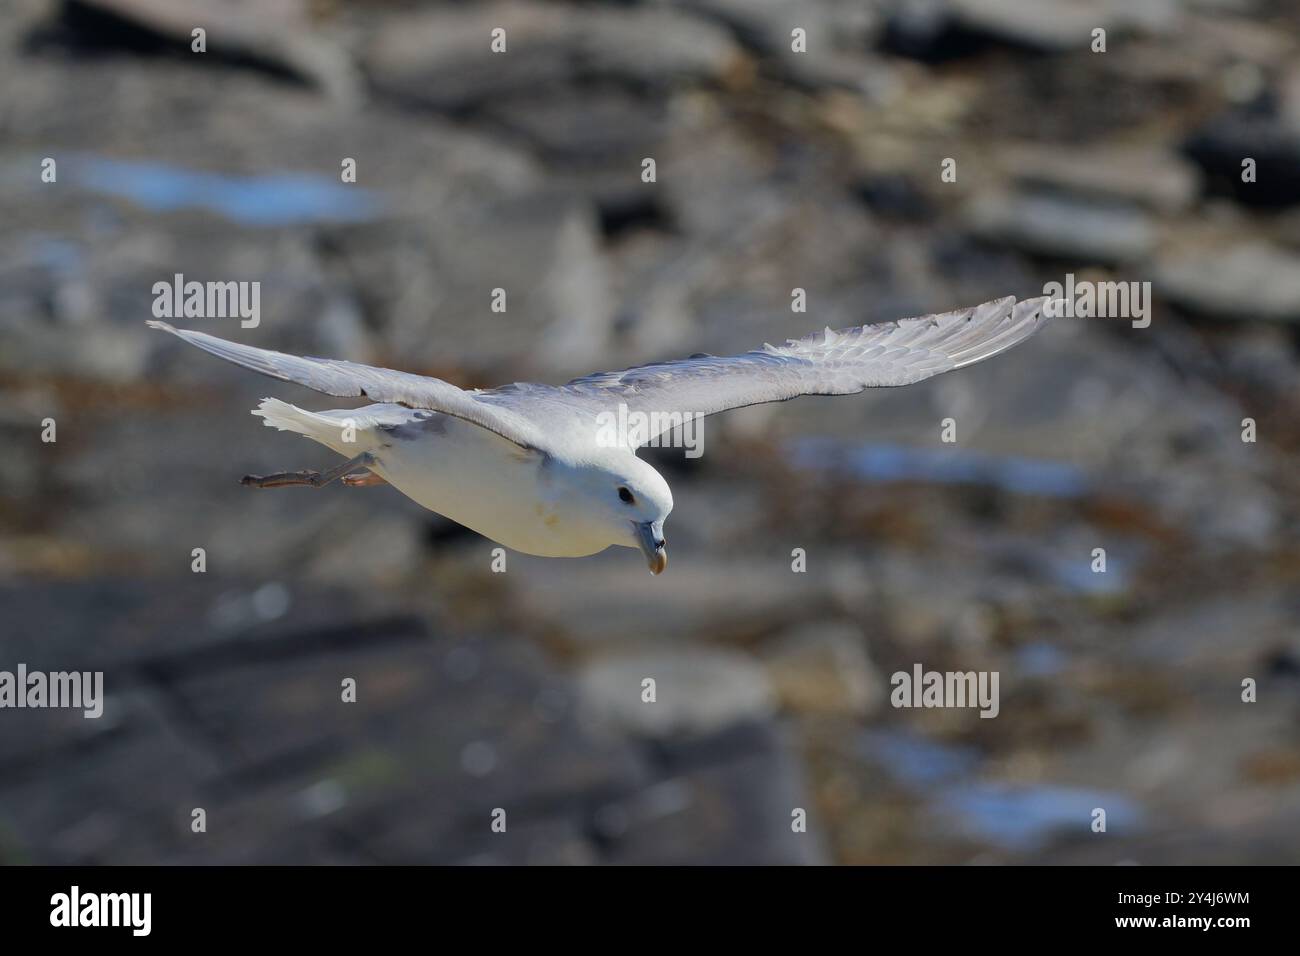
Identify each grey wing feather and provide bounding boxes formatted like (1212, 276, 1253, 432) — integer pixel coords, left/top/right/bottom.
(152, 294, 1051, 453)
(486, 295, 1051, 443)
(147, 321, 545, 450)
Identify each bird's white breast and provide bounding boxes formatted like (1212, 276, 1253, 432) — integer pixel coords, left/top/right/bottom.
(360, 408, 610, 558)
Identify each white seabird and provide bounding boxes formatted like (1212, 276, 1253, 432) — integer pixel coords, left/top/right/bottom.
(148, 294, 1052, 574)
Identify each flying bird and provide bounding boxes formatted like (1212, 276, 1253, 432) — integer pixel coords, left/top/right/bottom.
(148, 294, 1051, 574)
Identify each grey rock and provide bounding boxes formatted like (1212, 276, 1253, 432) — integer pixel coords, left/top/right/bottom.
(674, 0, 882, 91)
(996, 143, 1201, 214)
(965, 190, 1156, 263)
(1184, 108, 1300, 209)
(366, 2, 742, 112)
(598, 720, 829, 864)
(0, 687, 219, 864)
(508, 555, 854, 650)
(353, 192, 616, 380)
(64, 0, 363, 103)
(760, 620, 884, 717)
(486, 88, 672, 163)
(885, 0, 1176, 59)
(1155, 241, 1300, 322)
(578, 646, 775, 739)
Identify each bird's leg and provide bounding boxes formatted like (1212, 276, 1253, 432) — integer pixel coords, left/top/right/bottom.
(242, 452, 376, 489)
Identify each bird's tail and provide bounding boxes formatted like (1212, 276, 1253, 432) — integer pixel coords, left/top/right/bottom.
(252, 398, 357, 454)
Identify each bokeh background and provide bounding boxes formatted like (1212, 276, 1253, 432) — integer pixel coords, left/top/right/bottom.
(2, 0, 1299, 865)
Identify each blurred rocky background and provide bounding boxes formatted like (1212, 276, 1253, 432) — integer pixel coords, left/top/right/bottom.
(1, 0, 1299, 864)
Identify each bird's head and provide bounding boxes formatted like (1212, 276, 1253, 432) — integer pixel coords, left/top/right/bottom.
(576, 453, 673, 574)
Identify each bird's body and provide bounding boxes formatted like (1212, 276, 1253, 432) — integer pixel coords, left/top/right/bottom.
(255, 399, 635, 557)
(148, 294, 1054, 574)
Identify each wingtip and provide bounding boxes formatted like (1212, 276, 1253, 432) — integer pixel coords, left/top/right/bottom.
(1037, 294, 1068, 322)
(1012, 294, 1062, 325)
(146, 319, 176, 333)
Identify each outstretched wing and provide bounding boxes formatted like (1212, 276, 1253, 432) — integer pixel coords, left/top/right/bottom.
(482, 295, 1053, 445)
(147, 321, 546, 450)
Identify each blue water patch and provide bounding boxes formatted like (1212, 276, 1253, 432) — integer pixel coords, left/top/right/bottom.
(69, 156, 383, 227)
(29, 236, 85, 275)
(859, 729, 981, 787)
(1051, 555, 1131, 595)
(787, 437, 1089, 499)
(1014, 642, 1068, 678)
(938, 784, 1141, 851)
(862, 729, 1141, 850)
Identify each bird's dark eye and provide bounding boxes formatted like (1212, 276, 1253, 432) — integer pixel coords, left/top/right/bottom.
(618, 486, 635, 504)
